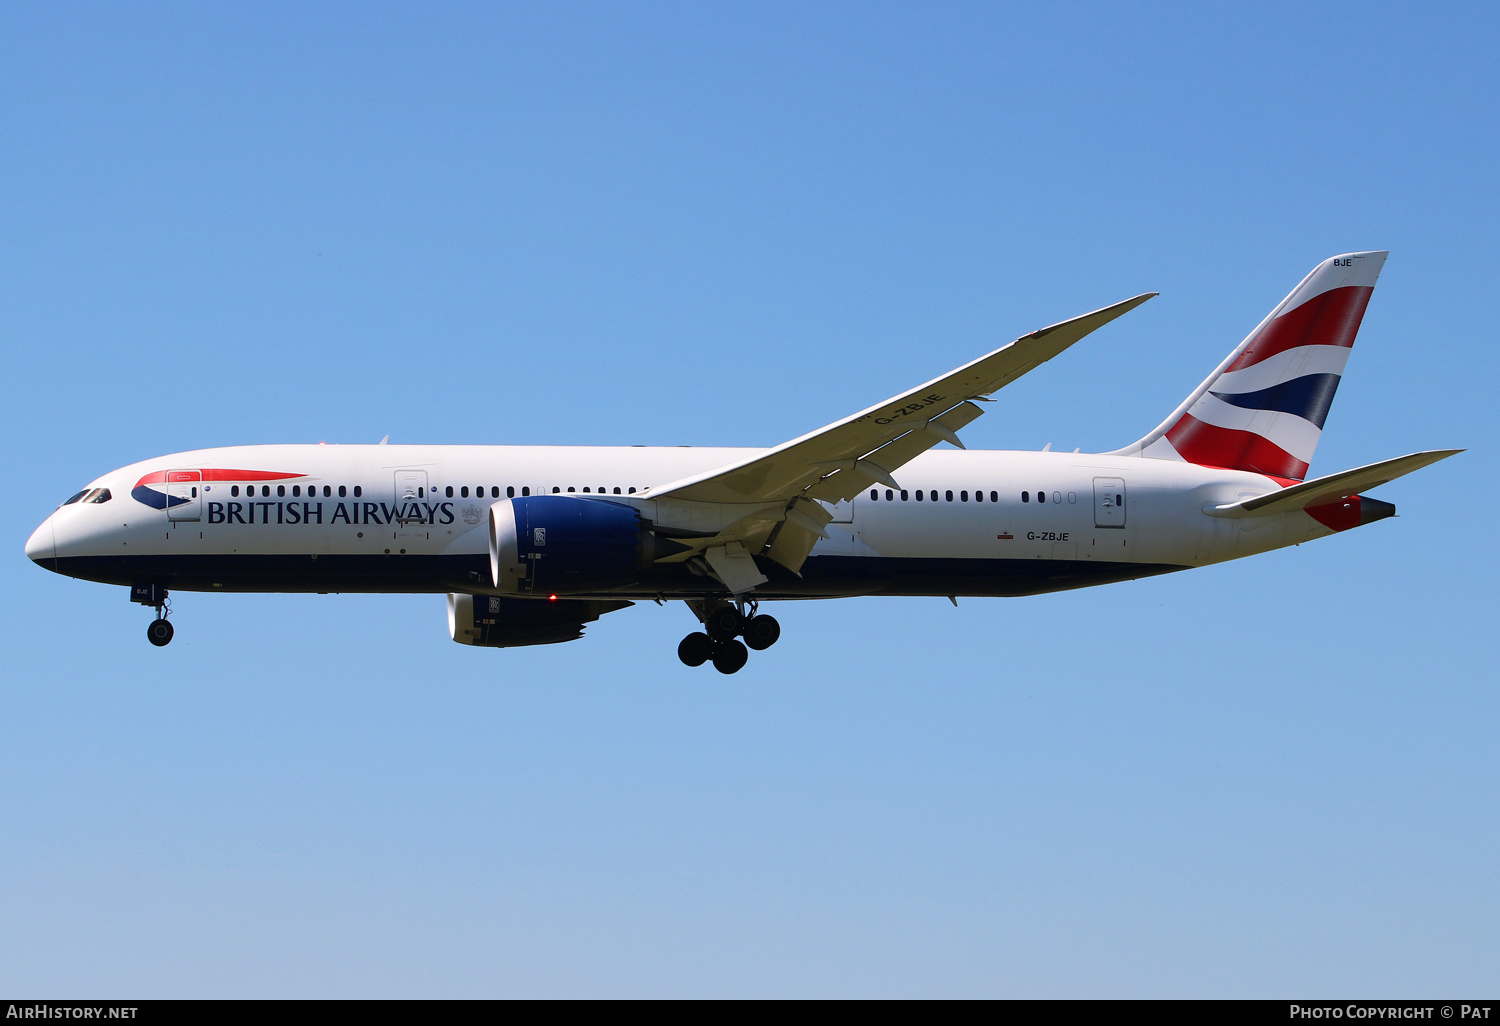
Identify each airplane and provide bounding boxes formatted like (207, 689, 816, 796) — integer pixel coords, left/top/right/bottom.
(25, 251, 1459, 673)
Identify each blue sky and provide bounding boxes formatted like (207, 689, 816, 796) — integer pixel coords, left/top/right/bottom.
(1, 2, 1495, 997)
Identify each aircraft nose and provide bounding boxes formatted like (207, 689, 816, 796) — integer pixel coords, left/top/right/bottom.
(26, 517, 55, 567)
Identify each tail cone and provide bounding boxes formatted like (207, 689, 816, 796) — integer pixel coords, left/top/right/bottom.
(1359, 496, 1396, 525)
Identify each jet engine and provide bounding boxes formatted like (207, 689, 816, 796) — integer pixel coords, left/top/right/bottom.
(488, 495, 687, 596)
(448, 593, 632, 648)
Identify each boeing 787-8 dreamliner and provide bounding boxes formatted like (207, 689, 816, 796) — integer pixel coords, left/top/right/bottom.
(26, 251, 1458, 673)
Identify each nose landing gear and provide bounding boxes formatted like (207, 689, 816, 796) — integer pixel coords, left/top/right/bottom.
(678, 599, 779, 673)
(131, 583, 174, 647)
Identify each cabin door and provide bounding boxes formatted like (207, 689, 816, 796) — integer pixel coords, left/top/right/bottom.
(1093, 477, 1127, 529)
(393, 470, 430, 537)
(818, 498, 854, 524)
(166, 470, 202, 522)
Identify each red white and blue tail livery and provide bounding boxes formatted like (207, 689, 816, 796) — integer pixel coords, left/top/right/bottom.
(1117, 251, 1386, 481)
(26, 252, 1459, 672)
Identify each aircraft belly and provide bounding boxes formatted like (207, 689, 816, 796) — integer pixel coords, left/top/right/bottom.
(52, 551, 1187, 600)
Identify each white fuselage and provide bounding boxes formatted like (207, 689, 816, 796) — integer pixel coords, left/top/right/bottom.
(27, 443, 1338, 601)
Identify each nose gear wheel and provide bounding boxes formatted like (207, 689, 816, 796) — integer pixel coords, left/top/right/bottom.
(147, 618, 174, 646)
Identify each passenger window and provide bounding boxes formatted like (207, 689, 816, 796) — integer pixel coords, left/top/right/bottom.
(461, 487, 469, 498)
(292, 485, 300, 497)
(916, 490, 923, 501)
(945, 490, 953, 502)
(277, 485, 285, 497)
(930, 491, 937, 502)
(353, 486, 362, 498)
(901, 490, 908, 501)
(613, 487, 621, 494)
(582, 487, 590, 493)
(324, 486, 332, 498)
(1022, 491, 1029, 502)
(870, 489, 878, 501)
(961, 491, 968, 502)
(231, 486, 240, 497)
(552, 487, 560, 494)
(522, 487, 530, 496)
(567, 486, 575, 493)
(628, 487, 636, 494)
(493, 487, 500, 498)
(507, 486, 515, 498)
(445, 486, 453, 498)
(885, 489, 893, 501)
(990, 491, 998, 503)
(338, 485, 347, 498)
(974, 490, 982, 502)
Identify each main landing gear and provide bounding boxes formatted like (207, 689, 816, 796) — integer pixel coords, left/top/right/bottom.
(678, 600, 780, 674)
(131, 583, 174, 647)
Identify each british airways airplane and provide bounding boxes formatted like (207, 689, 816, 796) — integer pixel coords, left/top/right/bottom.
(26, 252, 1458, 673)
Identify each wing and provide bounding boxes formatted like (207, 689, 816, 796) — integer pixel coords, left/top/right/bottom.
(646, 292, 1156, 506)
(642, 292, 1155, 578)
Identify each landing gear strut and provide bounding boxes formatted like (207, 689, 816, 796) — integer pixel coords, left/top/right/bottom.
(678, 598, 779, 674)
(132, 583, 174, 647)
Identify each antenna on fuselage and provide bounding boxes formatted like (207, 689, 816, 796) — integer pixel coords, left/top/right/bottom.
(378, 435, 389, 445)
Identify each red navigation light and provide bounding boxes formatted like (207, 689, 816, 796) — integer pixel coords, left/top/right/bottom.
(548, 594, 558, 601)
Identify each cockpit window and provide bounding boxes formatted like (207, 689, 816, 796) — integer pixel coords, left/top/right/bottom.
(60, 487, 111, 507)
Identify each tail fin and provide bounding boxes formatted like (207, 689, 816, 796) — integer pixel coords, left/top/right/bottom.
(1111, 251, 1388, 481)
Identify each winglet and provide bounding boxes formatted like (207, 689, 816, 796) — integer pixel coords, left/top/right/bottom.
(1025, 292, 1157, 345)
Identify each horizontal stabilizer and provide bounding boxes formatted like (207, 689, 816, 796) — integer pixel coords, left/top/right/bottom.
(1204, 449, 1462, 518)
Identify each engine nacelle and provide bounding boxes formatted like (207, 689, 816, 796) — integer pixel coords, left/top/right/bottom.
(488, 495, 686, 596)
(448, 593, 632, 648)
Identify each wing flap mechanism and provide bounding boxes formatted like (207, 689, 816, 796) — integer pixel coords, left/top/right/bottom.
(635, 291, 1156, 583)
(1203, 449, 1462, 519)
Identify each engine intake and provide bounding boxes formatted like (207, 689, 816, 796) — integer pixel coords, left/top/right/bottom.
(489, 495, 686, 595)
(448, 593, 632, 648)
